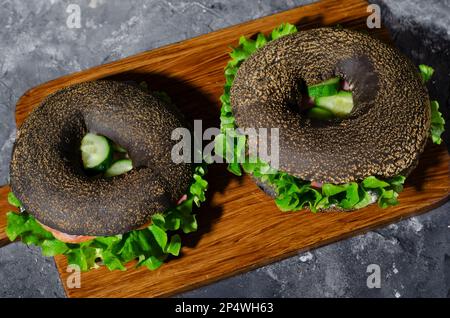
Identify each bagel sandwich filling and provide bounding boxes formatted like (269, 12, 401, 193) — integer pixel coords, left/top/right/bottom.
(216, 23, 445, 212)
(302, 77, 354, 120)
(6, 81, 208, 271)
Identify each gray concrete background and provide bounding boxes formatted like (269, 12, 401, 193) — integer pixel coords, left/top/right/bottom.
(0, 0, 449, 298)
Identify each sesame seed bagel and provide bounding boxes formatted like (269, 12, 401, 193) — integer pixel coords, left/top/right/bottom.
(231, 28, 431, 184)
(10, 80, 193, 236)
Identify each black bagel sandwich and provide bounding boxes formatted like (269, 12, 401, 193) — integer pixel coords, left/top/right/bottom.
(216, 24, 445, 212)
(7, 80, 208, 271)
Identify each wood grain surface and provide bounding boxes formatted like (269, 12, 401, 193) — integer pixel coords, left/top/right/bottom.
(0, 0, 448, 297)
(0, 186, 13, 246)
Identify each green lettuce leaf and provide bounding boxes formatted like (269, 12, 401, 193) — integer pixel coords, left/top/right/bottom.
(419, 64, 434, 83)
(7, 191, 22, 208)
(165, 234, 181, 256)
(41, 239, 69, 256)
(418, 65, 445, 144)
(430, 100, 445, 144)
(215, 23, 407, 212)
(271, 23, 298, 40)
(6, 165, 208, 272)
(102, 250, 126, 271)
(362, 176, 390, 188)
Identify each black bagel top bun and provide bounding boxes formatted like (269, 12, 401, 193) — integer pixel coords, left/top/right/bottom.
(10, 80, 193, 236)
(231, 28, 431, 184)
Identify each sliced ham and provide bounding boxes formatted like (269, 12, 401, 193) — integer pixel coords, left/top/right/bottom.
(176, 194, 188, 205)
(341, 80, 354, 91)
(39, 222, 95, 244)
(38, 194, 189, 243)
(310, 181, 323, 188)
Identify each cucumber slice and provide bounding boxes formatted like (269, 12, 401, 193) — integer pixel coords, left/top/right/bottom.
(307, 77, 340, 99)
(105, 159, 133, 177)
(307, 107, 334, 120)
(315, 91, 354, 117)
(80, 133, 112, 171)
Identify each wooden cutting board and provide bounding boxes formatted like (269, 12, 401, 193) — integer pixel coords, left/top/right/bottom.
(0, 0, 448, 297)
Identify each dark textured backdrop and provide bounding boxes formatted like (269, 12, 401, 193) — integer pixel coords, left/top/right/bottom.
(0, 0, 449, 298)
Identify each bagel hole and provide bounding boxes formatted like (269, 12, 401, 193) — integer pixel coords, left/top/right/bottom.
(58, 115, 87, 176)
(334, 55, 379, 117)
(286, 79, 308, 113)
(79, 132, 134, 178)
(295, 75, 355, 122)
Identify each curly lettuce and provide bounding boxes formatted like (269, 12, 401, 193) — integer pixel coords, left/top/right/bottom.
(419, 64, 434, 83)
(419, 64, 445, 145)
(215, 23, 406, 212)
(6, 165, 208, 271)
(430, 100, 445, 144)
